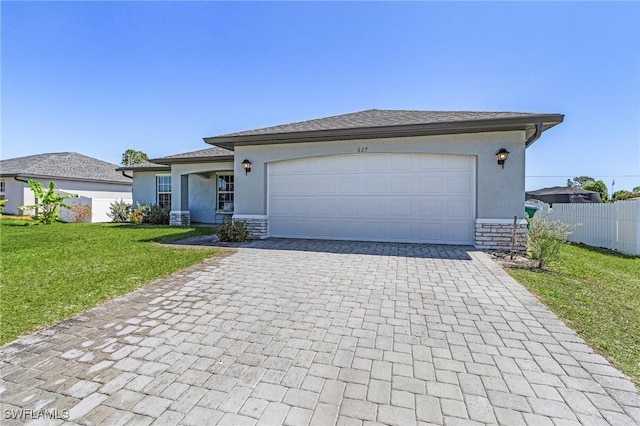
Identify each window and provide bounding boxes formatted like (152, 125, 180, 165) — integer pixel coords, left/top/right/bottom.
(156, 175, 171, 208)
(217, 174, 234, 212)
(0, 179, 5, 200)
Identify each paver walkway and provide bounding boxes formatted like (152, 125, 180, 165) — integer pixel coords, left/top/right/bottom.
(1, 239, 638, 425)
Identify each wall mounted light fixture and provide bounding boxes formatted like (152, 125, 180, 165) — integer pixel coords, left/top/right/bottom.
(242, 159, 252, 175)
(496, 149, 509, 169)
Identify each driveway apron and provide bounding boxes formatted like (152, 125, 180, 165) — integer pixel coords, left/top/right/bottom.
(1, 239, 638, 425)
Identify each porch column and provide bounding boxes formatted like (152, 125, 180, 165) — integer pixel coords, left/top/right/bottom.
(170, 175, 191, 226)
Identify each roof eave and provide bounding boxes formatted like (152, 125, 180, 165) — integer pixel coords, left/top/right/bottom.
(150, 155, 235, 165)
(115, 166, 171, 172)
(204, 114, 565, 149)
(2, 173, 132, 185)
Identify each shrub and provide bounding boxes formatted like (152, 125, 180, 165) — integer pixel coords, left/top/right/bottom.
(217, 220, 249, 242)
(71, 204, 92, 222)
(527, 216, 576, 269)
(125, 203, 170, 225)
(108, 200, 132, 223)
(129, 210, 144, 224)
(0, 199, 6, 212)
(142, 204, 170, 225)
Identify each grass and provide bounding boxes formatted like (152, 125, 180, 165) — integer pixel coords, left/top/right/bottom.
(508, 243, 640, 387)
(0, 218, 222, 345)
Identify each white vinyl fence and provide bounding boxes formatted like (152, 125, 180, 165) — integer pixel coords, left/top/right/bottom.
(60, 194, 132, 223)
(536, 200, 640, 256)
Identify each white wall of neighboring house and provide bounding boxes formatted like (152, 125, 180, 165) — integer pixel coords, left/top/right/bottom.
(3, 177, 132, 222)
(1, 179, 28, 215)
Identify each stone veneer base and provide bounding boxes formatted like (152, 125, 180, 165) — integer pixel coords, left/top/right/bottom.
(475, 219, 528, 253)
(170, 211, 191, 226)
(233, 215, 268, 239)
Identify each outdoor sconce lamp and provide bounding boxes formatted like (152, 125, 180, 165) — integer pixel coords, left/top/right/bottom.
(496, 149, 509, 169)
(242, 159, 252, 175)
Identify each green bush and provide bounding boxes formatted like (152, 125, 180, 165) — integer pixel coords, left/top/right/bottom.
(108, 200, 132, 223)
(527, 216, 576, 269)
(143, 204, 170, 225)
(217, 220, 249, 242)
(122, 203, 170, 225)
(129, 210, 143, 224)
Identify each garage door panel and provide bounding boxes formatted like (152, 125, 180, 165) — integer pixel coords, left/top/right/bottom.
(366, 177, 388, 194)
(445, 198, 473, 217)
(269, 198, 289, 216)
(289, 219, 311, 236)
(419, 176, 444, 194)
(268, 154, 475, 244)
(447, 175, 473, 194)
(364, 155, 387, 171)
(416, 198, 443, 218)
(391, 176, 413, 194)
(315, 177, 336, 195)
(269, 176, 293, 195)
(292, 178, 313, 195)
(337, 176, 361, 194)
(390, 155, 413, 171)
(362, 198, 388, 217)
(389, 198, 413, 217)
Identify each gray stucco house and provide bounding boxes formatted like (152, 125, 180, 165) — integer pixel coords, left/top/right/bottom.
(121, 109, 564, 251)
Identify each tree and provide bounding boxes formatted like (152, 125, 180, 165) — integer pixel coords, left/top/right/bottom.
(612, 190, 636, 202)
(583, 180, 608, 202)
(121, 149, 149, 166)
(633, 186, 640, 194)
(567, 176, 595, 188)
(19, 180, 77, 224)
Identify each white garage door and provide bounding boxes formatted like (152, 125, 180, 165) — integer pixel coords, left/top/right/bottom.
(268, 153, 475, 244)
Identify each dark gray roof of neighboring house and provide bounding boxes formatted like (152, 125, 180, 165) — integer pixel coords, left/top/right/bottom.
(116, 161, 171, 172)
(204, 109, 564, 149)
(151, 146, 234, 164)
(0, 152, 132, 185)
(526, 186, 603, 204)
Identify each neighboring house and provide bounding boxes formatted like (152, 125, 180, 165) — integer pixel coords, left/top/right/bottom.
(0, 152, 132, 222)
(526, 186, 603, 205)
(126, 109, 564, 251)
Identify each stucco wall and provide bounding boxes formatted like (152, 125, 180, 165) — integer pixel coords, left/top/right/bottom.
(232, 130, 527, 220)
(132, 171, 161, 206)
(1, 179, 27, 215)
(188, 174, 217, 223)
(169, 162, 233, 212)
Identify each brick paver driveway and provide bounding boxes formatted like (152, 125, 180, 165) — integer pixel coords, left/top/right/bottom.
(1, 239, 639, 425)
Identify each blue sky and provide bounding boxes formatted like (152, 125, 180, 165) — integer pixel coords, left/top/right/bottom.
(2, 2, 639, 192)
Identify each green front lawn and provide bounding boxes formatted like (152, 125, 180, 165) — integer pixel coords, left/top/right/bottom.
(508, 244, 640, 387)
(0, 219, 222, 345)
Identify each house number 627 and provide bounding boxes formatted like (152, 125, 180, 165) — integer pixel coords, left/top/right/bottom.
(356, 147, 368, 153)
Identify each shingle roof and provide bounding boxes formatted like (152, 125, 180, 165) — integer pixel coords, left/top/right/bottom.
(115, 161, 170, 172)
(205, 109, 564, 149)
(0, 152, 132, 184)
(221, 109, 560, 136)
(151, 146, 234, 164)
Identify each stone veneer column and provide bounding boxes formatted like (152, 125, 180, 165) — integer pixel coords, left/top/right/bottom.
(169, 211, 191, 226)
(232, 215, 268, 239)
(475, 218, 528, 253)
